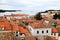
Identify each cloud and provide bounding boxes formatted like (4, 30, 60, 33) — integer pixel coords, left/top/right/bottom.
(0, 0, 60, 15)
(0, 4, 14, 10)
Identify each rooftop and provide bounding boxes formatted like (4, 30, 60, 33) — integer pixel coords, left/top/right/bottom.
(19, 26, 29, 34)
(4, 14, 29, 17)
(30, 21, 50, 28)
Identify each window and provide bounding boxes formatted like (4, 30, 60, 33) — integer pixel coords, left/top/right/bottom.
(46, 30, 48, 33)
(16, 31, 18, 36)
(20, 33, 22, 35)
(54, 33, 56, 35)
(42, 30, 44, 33)
(59, 33, 60, 36)
(37, 31, 39, 34)
(21, 39, 25, 40)
(51, 33, 53, 35)
(36, 38, 38, 40)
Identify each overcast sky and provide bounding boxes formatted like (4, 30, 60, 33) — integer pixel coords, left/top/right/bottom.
(0, 0, 60, 15)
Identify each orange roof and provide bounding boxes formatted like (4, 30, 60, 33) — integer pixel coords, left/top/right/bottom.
(0, 25, 4, 28)
(19, 26, 29, 34)
(12, 24, 19, 31)
(4, 14, 29, 17)
(30, 23, 47, 28)
(30, 21, 50, 28)
(0, 17, 18, 31)
(0, 17, 20, 31)
(4, 25, 12, 30)
(0, 21, 12, 30)
(56, 19, 60, 25)
(35, 20, 43, 23)
(52, 26, 58, 33)
(12, 14, 29, 16)
(10, 17, 16, 21)
(0, 18, 7, 22)
(10, 21, 19, 31)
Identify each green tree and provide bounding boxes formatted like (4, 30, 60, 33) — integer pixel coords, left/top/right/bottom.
(58, 13, 60, 19)
(22, 20, 29, 25)
(53, 13, 58, 19)
(49, 19, 57, 27)
(18, 23, 24, 26)
(35, 12, 42, 20)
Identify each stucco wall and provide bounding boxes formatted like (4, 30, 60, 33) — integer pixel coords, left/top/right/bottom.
(51, 33, 58, 39)
(28, 25, 52, 36)
(33, 28, 52, 36)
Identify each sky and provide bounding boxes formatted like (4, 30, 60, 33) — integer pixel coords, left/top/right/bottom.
(0, 0, 60, 15)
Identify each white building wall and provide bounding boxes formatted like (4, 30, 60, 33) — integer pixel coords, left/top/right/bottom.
(28, 25, 52, 36)
(6, 17, 10, 20)
(33, 28, 52, 36)
(52, 33, 58, 39)
(56, 33, 58, 39)
(28, 25, 58, 39)
(41, 13, 48, 15)
(6, 16, 29, 20)
(28, 25, 34, 35)
(14, 16, 22, 19)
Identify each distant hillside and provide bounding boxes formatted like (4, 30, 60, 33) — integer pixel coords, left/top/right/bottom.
(0, 9, 21, 12)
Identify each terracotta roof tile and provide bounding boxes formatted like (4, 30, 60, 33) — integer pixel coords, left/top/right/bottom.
(12, 14, 29, 16)
(52, 26, 58, 33)
(56, 19, 60, 25)
(4, 24, 12, 30)
(10, 17, 16, 20)
(10, 21, 19, 31)
(30, 22, 50, 28)
(19, 26, 29, 34)
(4, 14, 29, 16)
(13, 24, 19, 31)
(0, 21, 12, 30)
(0, 25, 4, 28)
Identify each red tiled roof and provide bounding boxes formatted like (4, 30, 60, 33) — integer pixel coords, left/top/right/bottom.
(10, 17, 16, 20)
(0, 17, 28, 33)
(0, 25, 4, 28)
(0, 21, 11, 30)
(56, 19, 60, 25)
(19, 26, 29, 34)
(10, 21, 19, 31)
(52, 26, 58, 33)
(0, 17, 58, 33)
(12, 24, 19, 31)
(0, 17, 18, 31)
(30, 22, 50, 28)
(4, 14, 29, 17)
(12, 14, 29, 16)
(4, 26, 12, 30)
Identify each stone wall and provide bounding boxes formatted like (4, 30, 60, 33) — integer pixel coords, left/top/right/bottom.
(0, 31, 14, 40)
